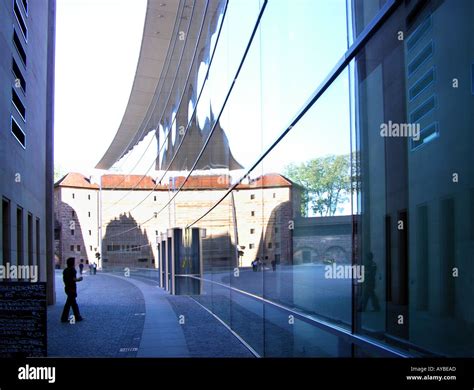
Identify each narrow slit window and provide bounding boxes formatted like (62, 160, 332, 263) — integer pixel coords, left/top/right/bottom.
(410, 96, 435, 123)
(12, 59, 26, 92)
(14, 1, 28, 42)
(409, 68, 435, 101)
(11, 116, 25, 147)
(12, 88, 26, 120)
(13, 30, 27, 65)
(21, 0, 28, 15)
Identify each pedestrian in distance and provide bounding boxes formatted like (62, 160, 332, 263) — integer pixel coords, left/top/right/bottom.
(61, 257, 84, 323)
(79, 258, 84, 275)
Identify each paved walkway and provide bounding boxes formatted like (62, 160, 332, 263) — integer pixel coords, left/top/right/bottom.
(47, 270, 253, 358)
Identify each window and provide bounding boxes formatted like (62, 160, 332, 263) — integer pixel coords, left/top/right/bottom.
(12, 88, 25, 120)
(407, 15, 431, 52)
(411, 122, 439, 150)
(77, 245, 80, 251)
(70, 245, 74, 251)
(27, 213, 33, 267)
(409, 68, 435, 101)
(250, 228, 255, 234)
(408, 42, 433, 77)
(21, 0, 28, 15)
(268, 242, 272, 249)
(36, 218, 40, 280)
(275, 243, 280, 249)
(14, 1, 28, 42)
(2, 199, 11, 265)
(88, 211, 91, 217)
(12, 58, 26, 92)
(71, 229, 74, 236)
(72, 193, 75, 199)
(88, 230, 91, 236)
(154, 196, 157, 201)
(16, 207, 23, 266)
(89, 245, 92, 251)
(275, 227, 279, 233)
(274, 254, 280, 263)
(138, 258, 148, 263)
(273, 193, 276, 198)
(249, 244, 255, 249)
(251, 211, 255, 217)
(88, 194, 91, 200)
(11, 116, 25, 147)
(13, 30, 26, 65)
(410, 96, 435, 123)
(250, 194, 255, 200)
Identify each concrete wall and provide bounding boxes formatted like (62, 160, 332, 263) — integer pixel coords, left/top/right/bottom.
(0, 0, 55, 302)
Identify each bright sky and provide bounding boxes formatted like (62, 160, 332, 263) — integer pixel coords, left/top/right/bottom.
(54, 0, 353, 193)
(54, 0, 147, 178)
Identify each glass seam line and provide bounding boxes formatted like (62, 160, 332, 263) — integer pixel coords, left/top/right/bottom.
(187, 296, 261, 357)
(106, 0, 231, 222)
(107, 0, 268, 238)
(178, 274, 408, 358)
(103, 0, 205, 204)
(185, 0, 402, 228)
(110, 0, 187, 172)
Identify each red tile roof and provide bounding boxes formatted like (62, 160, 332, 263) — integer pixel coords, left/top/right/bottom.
(101, 174, 161, 190)
(55, 173, 99, 189)
(236, 173, 293, 189)
(56, 173, 293, 191)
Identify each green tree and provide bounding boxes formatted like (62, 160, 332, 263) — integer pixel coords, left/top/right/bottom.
(285, 154, 351, 217)
(54, 165, 64, 182)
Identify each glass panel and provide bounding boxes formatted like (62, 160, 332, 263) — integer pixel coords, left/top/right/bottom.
(353, 0, 474, 357)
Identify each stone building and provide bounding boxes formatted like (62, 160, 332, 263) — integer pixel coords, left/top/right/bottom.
(55, 171, 354, 274)
(54, 173, 99, 268)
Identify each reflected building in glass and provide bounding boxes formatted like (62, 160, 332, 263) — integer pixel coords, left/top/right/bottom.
(95, 0, 474, 357)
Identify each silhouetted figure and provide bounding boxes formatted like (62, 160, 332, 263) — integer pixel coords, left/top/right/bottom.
(61, 257, 84, 323)
(271, 259, 277, 271)
(93, 262, 97, 275)
(79, 259, 84, 275)
(358, 252, 380, 312)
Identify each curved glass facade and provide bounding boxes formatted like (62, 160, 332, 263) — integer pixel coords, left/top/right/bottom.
(104, 0, 474, 357)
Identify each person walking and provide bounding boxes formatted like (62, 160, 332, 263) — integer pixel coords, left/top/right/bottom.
(358, 252, 380, 312)
(61, 257, 84, 323)
(79, 259, 84, 275)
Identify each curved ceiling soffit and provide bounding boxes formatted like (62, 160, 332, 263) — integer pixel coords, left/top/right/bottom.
(95, 0, 183, 170)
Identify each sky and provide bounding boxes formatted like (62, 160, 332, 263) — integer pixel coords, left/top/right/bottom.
(54, 0, 147, 178)
(54, 0, 353, 203)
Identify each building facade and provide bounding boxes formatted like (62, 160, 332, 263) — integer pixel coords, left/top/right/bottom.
(0, 0, 56, 303)
(55, 172, 308, 270)
(91, 0, 473, 357)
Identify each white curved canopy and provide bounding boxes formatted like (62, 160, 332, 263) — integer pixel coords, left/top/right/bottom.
(96, 0, 181, 170)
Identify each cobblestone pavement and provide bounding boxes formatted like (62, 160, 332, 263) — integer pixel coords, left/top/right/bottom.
(47, 270, 254, 358)
(47, 270, 145, 357)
